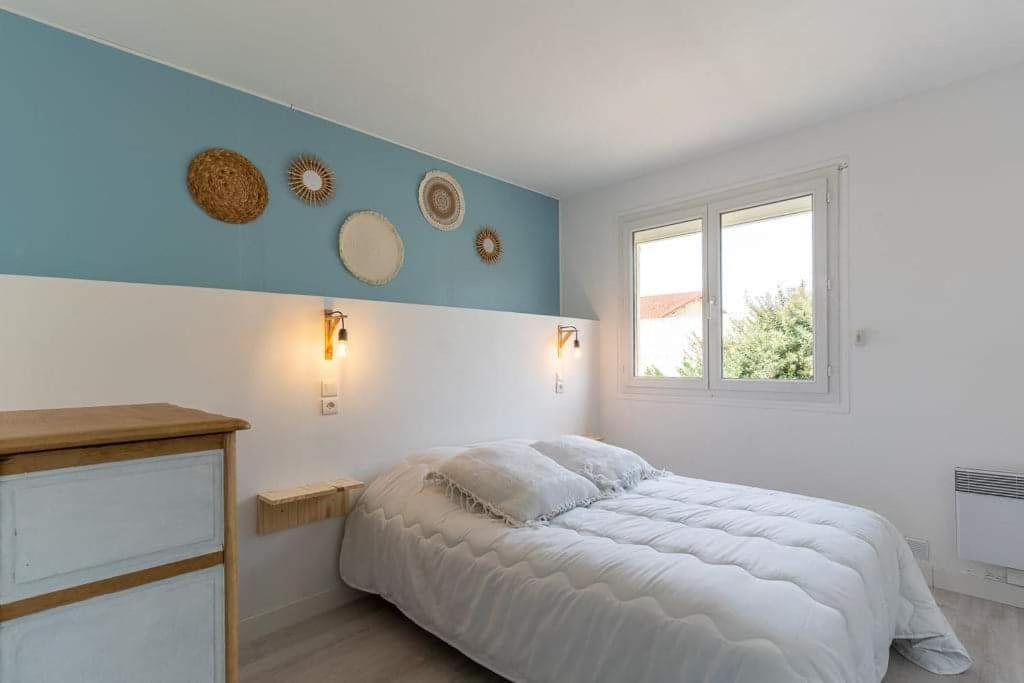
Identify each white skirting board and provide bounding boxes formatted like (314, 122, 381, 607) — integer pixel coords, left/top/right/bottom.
(934, 566, 1024, 609)
(239, 584, 364, 643)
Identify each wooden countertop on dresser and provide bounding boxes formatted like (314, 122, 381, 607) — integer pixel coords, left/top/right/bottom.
(0, 403, 250, 456)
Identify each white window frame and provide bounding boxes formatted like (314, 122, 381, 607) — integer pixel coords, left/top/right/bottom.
(625, 203, 708, 392)
(619, 164, 843, 407)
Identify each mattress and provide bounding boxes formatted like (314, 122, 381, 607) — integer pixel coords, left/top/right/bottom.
(339, 446, 971, 682)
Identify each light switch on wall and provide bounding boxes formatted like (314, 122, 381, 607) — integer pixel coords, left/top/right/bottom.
(555, 373, 565, 394)
(321, 379, 338, 397)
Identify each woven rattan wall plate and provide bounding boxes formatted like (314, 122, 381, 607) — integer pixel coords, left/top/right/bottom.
(288, 155, 335, 205)
(475, 226, 502, 264)
(187, 148, 268, 224)
(339, 211, 404, 285)
(418, 170, 465, 231)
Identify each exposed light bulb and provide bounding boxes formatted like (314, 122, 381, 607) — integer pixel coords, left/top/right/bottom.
(336, 328, 349, 358)
(573, 338, 581, 360)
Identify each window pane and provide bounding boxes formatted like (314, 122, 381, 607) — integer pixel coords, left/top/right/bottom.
(720, 195, 813, 380)
(633, 219, 703, 378)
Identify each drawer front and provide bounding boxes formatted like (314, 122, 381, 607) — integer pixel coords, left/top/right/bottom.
(0, 565, 225, 683)
(0, 450, 223, 602)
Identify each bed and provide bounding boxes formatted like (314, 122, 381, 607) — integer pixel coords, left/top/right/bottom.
(339, 444, 971, 682)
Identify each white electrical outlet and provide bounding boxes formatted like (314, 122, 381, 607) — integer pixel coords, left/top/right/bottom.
(555, 373, 565, 394)
(320, 398, 339, 416)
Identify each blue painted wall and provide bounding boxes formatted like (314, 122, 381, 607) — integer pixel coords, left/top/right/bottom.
(0, 12, 559, 315)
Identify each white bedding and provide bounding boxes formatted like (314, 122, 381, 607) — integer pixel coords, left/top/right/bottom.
(339, 447, 971, 682)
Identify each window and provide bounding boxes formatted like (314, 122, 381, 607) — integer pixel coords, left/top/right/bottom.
(621, 166, 841, 404)
(634, 218, 703, 379)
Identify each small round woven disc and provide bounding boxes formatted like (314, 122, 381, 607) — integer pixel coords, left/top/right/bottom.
(475, 226, 502, 264)
(187, 148, 268, 224)
(287, 155, 335, 205)
(418, 170, 465, 231)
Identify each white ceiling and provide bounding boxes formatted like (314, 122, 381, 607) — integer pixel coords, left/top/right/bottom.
(7, 1, 1024, 197)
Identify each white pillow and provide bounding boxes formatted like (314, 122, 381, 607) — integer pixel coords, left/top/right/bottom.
(426, 442, 601, 527)
(531, 435, 667, 493)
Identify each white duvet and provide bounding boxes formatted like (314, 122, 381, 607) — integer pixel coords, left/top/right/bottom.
(340, 447, 971, 682)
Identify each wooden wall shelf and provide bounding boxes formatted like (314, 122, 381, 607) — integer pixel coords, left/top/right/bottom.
(256, 478, 363, 535)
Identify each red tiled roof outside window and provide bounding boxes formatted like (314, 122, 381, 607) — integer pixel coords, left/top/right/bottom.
(638, 292, 703, 319)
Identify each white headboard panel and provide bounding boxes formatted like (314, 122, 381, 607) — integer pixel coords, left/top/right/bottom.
(0, 274, 598, 632)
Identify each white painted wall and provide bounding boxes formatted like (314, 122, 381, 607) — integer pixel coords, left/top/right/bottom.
(0, 275, 599, 634)
(561, 62, 1024, 605)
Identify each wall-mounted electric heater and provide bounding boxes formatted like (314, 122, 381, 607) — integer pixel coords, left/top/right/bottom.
(955, 467, 1024, 571)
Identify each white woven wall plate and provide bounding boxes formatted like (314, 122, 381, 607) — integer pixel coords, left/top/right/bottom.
(418, 170, 465, 231)
(338, 211, 404, 285)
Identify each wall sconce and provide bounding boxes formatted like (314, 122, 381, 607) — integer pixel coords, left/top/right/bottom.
(324, 309, 349, 360)
(557, 325, 581, 360)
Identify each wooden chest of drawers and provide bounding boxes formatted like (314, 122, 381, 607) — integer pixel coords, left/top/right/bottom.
(0, 403, 249, 683)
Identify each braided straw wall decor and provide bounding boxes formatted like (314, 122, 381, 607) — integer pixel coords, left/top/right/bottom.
(418, 170, 465, 231)
(475, 226, 503, 264)
(187, 148, 268, 224)
(338, 210, 405, 285)
(287, 155, 335, 205)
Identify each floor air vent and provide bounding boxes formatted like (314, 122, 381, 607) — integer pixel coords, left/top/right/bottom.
(955, 467, 1024, 571)
(905, 537, 930, 562)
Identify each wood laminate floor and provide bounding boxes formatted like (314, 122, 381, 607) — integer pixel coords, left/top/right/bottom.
(241, 588, 1024, 682)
